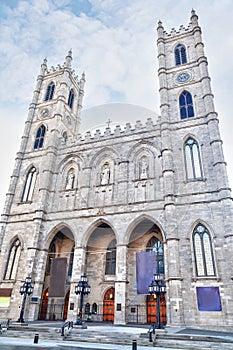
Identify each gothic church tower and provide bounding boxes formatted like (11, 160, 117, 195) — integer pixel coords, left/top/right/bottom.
(157, 10, 233, 328)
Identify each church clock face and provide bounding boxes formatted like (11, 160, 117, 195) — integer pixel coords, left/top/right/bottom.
(176, 72, 191, 83)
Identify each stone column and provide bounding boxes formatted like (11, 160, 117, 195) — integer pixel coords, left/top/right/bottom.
(68, 246, 86, 322)
(114, 244, 128, 324)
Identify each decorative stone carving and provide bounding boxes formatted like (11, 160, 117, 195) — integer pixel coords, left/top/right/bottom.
(101, 162, 110, 185)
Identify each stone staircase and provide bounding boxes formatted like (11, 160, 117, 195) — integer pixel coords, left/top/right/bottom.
(151, 333, 233, 350)
(1, 323, 233, 349)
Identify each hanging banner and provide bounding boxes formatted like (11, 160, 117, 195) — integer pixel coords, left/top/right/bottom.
(196, 287, 222, 311)
(136, 251, 156, 294)
(49, 258, 67, 297)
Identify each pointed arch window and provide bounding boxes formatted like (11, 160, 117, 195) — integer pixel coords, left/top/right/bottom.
(4, 238, 21, 280)
(21, 166, 37, 202)
(184, 138, 202, 180)
(68, 89, 74, 109)
(92, 303, 97, 314)
(175, 44, 187, 65)
(146, 236, 164, 275)
(179, 90, 194, 119)
(44, 82, 55, 101)
(34, 124, 46, 150)
(105, 239, 116, 275)
(193, 224, 216, 277)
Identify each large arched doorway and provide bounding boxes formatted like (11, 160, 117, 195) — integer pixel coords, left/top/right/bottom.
(127, 217, 166, 324)
(103, 287, 115, 322)
(39, 227, 74, 320)
(85, 221, 117, 322)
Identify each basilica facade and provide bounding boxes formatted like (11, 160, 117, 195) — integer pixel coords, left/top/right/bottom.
(0, 11, 233, 331)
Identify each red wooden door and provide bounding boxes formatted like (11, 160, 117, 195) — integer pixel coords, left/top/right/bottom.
(103, 287, 114, 322)
(147, 294, 166, 325)
(38, 289, 49, 320)
(63, 290, 70, 321)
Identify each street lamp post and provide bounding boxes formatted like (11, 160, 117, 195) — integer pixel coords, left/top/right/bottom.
(75, 274, 91, 325)
(148, 274, 166, 329)
(17, 276, 33, 323)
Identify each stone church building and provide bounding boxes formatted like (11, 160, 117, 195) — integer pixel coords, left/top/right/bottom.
(0, 11, 233, 331)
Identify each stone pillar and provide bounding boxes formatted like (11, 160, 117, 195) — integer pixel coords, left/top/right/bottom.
(165, 238, 184, 326)
(68, 246, 86, 322)
(114, 244, 128, 324)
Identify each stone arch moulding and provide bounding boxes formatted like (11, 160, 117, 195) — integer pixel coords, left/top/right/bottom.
(190, 219, 216, 240)
(80, 218, 118, 248)
(88, 147, 119, 169)
(6, 234, 24, 252)
(22, 163, 38, 177)
(43, 222, 76, 250)
(125, 213, 166, 245)
(59, 154, 83, 172)
(127, 140, 160, 160)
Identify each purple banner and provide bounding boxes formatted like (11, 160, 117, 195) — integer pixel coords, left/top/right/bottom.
(136, 252, 156, 294)
(49, 258, 67, 297)
(196, 287, 222, 311)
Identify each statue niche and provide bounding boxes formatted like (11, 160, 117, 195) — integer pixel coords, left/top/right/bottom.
(66, 169, 75, 190)
(139, 156, 148, 180)
(100, 162, 110, 185)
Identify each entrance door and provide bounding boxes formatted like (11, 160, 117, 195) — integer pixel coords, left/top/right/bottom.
(63, 290, 70, 321)
(38, 289, 49, 320)
(103, 287, 114, 322)
(147, 294, 166, 325)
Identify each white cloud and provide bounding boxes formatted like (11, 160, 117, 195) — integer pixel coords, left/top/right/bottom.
(0, 0, 233, 213)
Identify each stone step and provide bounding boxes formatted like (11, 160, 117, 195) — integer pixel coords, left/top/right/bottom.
(2, 326, 233, 349)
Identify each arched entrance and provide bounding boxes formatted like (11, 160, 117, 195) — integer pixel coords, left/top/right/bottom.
(38, 288, 49, 320)
(103, 287, 115, 322)
(127, 217, 167, 324)
(39, 227, 74, 320)
(146, 294, 166, 325)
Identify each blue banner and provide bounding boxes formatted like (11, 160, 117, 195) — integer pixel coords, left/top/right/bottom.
(136, 251, 156, 294)
(196, 287, 222, 311)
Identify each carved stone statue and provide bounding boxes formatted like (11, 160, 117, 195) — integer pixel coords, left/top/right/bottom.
(101, 163, 110, 185)
(139, 157, 148, 180)
(66, 172, 75, 190)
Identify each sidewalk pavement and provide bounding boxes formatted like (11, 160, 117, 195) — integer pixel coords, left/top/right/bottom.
(0, 336, 183, 350)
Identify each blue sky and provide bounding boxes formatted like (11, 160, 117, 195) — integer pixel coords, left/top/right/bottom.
(0, 0, 233, 212)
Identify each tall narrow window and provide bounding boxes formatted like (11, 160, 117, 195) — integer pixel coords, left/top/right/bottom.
(44, 82, 55, 101)
(184, 138, 202, 180)
(4, 238, 21, 280)
(175, 44, 187, 65)
(179, 90, 194, 119)
(21, 166, 37, 202)
(146, 236, 164, 275)
(193, 224, 216, 277)
(34, 124, 46, 150)
(105, 239, 116, 275)
(68, 89, 74, 109)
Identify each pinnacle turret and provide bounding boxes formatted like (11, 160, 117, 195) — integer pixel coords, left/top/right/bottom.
(64, 49, 72, 68)
(40, 58, 47, 75)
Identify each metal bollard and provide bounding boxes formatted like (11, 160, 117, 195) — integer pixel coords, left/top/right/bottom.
(34, 333, 39, 344)
(149, 331, 153, 342)
(132, 339, 137, 350)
